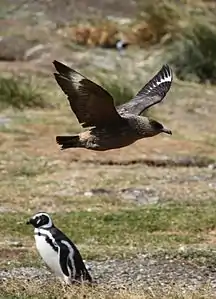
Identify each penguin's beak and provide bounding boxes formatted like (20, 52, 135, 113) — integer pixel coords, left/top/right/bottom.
(162, 127, 172, 135)
(26, 218, 32, 225)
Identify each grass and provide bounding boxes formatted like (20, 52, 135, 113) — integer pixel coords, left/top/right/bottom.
(0, 76, 49, 109)
(136, 0, 183, 45)
(1, 200, 216, 265)
(134, 0, 216, 83)
(166, 15, 216, 83)
(97, 77, 135, 106)
(1, 282, 216, 299)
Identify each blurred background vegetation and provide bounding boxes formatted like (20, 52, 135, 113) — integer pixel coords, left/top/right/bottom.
(1, 0, 216, 108)
(58, 0, 216, 83)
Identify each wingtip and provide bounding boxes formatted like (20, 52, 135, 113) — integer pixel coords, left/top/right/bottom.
(162, 63, 170, 70)
(53, 60, 71, 74)
(52, 60, 59, 67)
(163, 64, 173, 74)
(53, 60, 63, 73)
(160, 64, 173, 81)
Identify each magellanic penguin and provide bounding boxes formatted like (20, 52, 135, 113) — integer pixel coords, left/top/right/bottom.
(27, 212, 92, 285)
(53, 60, 173, 151)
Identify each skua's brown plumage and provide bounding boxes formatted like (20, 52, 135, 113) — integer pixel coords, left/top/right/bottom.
(53, 60, 173, 151)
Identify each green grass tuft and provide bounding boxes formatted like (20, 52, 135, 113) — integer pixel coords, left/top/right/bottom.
(137, 0, 216, 83)
(167, 16, 216, 83)
(0, 76, 48, 110)
(1, 200, 216, 259)
(137, 0, 182, 45)
(97, 78, 135, 106)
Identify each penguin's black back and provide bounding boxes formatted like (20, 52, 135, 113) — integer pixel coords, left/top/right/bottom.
(49, 226, 92, 283)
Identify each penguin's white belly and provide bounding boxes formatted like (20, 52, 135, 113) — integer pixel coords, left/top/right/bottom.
(34, 234, 63, 278)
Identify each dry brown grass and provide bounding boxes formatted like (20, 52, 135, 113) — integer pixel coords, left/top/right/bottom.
(55, 0, 216, 49)
(1, 279, 216, 299)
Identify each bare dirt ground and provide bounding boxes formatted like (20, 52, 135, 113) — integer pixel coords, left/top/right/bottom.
(2, 253, 216, 291)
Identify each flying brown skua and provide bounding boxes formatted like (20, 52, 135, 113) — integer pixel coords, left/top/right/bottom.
(53, 60, 173, 151)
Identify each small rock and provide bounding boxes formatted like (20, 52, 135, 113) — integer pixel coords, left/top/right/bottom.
(0, 206, 16, 213)
(0, 36, 36, 61)
(209, 164, 216, 170)
(119, 187, 159, 205)
(84, 191, 93, 197)
(0, 117, 11, 125)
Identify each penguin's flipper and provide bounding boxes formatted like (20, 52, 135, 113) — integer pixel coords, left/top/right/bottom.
(57, 241, 71, 277)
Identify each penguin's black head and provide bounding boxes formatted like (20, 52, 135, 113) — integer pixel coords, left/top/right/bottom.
(26, 212, 53, 229)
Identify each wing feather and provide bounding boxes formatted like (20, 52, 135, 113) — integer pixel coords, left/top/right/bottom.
(117, 64, 173, 115)
(53, 60, 123, 128)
